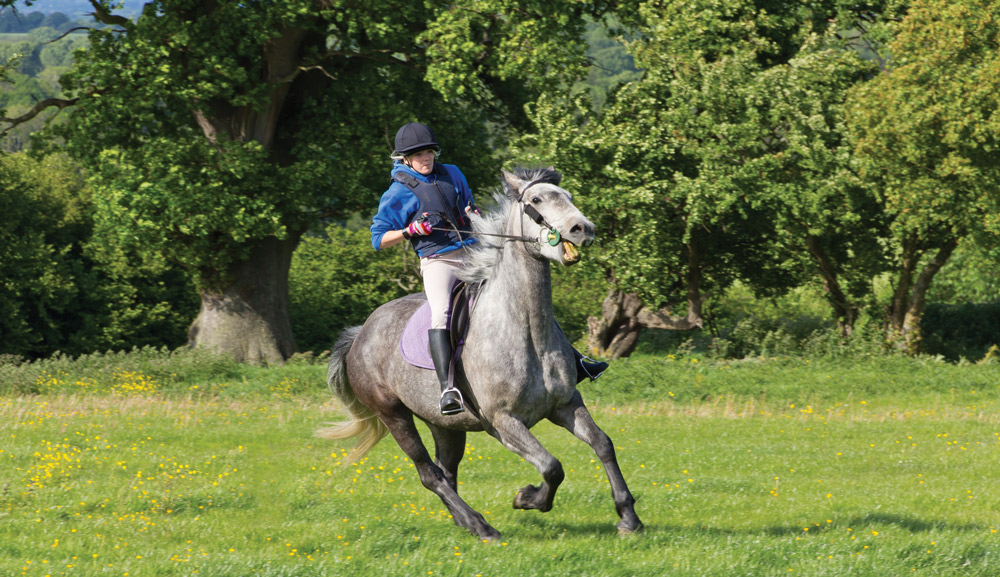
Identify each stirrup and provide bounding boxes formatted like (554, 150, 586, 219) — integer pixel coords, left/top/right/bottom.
(579, 355, 609, 382)
(440, 387, 465, 416)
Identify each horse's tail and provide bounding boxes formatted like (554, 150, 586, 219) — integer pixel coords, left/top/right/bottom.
(315, 326, 388, 464)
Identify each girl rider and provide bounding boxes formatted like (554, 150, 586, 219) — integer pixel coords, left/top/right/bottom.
(371, 122, 607, 416)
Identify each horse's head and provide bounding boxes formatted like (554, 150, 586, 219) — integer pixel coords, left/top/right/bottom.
(502, 168, 595, 266)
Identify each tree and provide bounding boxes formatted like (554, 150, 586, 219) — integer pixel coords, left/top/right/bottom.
(3, 0, 609, 363)
(519, 1, 896, 358)
(846, 0, 1000, 352)
(0, 153, 80, 356)
(0, 151, 195, 358)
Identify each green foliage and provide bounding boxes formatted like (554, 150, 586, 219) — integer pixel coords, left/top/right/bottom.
(81, 224, 199, 353)
(848, 0, 1000, 241)
(34, 0, 602, 295)
(420, 0, 605, 128)
(842, 0, 1000, 346)
(550, 256, 608, 344)
(289, 225, 415, 354)
(921, 302, 1000, 362)
(0, 152, 81, 356)
(3, 0, 1000, 362)
(0, 152, 196, 359)
(89, 139, 303, 285)
(630, 282, 894, 361)
(518, 1, 893, 321)
(928, 240, 1000, 304)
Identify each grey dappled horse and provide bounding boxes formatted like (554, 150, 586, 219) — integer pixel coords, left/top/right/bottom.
(318, 167, 642, 540)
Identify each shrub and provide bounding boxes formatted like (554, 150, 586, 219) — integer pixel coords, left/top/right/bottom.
(921, 302, 1000, 361)
(0, 346, 244, 396)
(288, 225, 415, 353)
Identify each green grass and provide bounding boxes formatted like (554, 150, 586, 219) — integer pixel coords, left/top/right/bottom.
(1, 352, 999, 576)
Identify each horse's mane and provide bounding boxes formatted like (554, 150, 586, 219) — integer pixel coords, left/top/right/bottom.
(457, 166, 562, 285)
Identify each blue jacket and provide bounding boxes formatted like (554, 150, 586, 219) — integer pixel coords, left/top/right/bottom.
(370, 162, 478, 257)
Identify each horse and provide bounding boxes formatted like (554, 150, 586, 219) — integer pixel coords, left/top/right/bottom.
(318, 167, 642, 540)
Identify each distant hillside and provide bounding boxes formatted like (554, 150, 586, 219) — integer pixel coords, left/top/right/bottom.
(16, 0, 141, 17)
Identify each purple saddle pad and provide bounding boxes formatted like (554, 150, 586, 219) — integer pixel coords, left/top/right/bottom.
(400, 301, 435, 369)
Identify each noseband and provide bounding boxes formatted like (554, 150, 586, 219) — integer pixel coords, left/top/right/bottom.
(517, 179, 592, 248)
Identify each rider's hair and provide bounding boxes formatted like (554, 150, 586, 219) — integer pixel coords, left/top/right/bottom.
(391, 148, 442, 162)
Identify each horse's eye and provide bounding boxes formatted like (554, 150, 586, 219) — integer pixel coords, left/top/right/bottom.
(531, 196, 542, 204)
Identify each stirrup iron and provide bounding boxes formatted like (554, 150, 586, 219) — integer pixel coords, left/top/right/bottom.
(440, 387, 465, 416)
(578, 353, 609, 382)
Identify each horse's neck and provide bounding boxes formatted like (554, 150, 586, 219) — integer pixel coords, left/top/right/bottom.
(478, 242, 555, 339)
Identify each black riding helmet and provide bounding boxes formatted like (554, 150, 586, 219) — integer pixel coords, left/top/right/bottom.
(393, 122, 440, 156)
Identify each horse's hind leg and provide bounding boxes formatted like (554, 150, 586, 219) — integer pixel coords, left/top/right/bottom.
(375, 401, 500, 540)
(488, 415, 565, 513)
(549, 392, 643, 535)
(428, 425, 466, 491)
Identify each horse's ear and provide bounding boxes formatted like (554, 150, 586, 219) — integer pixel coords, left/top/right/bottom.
(502, 169, 526, 198)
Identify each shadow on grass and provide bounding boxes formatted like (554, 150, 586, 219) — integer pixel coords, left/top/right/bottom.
(502, 510, 988, 542)
(755, 511, 984, 536)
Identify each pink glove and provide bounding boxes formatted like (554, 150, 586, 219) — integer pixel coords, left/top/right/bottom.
(465, 204, 481, 216)
(407, 221, 433, 236)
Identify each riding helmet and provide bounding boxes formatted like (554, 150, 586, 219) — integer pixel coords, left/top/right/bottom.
(393, 122, 439, 156)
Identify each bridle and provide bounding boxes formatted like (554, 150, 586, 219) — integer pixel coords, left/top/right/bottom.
(432, 179, 587, 248)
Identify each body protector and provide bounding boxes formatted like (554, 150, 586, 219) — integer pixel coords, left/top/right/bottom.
(393, 164, 473, 257)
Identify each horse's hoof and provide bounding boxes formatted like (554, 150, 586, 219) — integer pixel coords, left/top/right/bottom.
(477, 527, 502, 542)
(617, 519, 644, 535)
(513, 484, 545, 511)
(513, 484, 553, 512)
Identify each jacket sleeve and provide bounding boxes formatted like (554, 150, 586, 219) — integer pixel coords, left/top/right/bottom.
(370, 184, 417, 250)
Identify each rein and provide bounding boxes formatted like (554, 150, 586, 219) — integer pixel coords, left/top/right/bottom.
(429, 227, 543, 245)
(429, 179, 567, 246)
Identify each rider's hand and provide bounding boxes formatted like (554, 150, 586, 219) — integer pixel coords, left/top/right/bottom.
(406, 221, 433, 236)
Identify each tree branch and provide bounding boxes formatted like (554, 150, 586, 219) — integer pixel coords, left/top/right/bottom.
(637, 304, 704, 330)
(273, 49, 416, 85)
(44, 26, 124, 45)
(87, 0, 131, 27)
(0, 97, 79, 137)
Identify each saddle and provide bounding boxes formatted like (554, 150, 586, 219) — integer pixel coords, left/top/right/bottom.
(400, 281, 474, 369)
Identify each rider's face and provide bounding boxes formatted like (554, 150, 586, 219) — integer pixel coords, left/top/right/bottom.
(406, 149, 436, 175)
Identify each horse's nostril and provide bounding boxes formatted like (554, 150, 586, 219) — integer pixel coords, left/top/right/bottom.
(570, 224, 582, 234)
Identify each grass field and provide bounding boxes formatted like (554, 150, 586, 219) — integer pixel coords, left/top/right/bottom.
(1, 353, 998, 576)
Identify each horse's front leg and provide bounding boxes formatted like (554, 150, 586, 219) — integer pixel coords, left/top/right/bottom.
(549, 392, 643, 535)
(487, 414, 564, 512)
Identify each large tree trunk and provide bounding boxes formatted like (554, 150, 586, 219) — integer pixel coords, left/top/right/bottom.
(587, 242, 706, 359)
(586, 289, 706, 359)
(806, 234, 858, 336)
(586, 290, 646, 359)
(887, 237, 957, 354)
(188, 235, 300, 364)
(185, 26, 309, 363)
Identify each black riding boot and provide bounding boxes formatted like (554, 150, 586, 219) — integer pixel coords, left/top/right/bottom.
(574, 350, 609, 384)
(429, 328, 464, 415)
